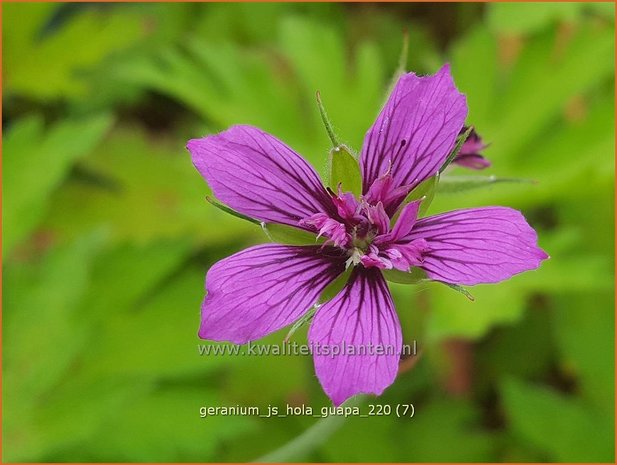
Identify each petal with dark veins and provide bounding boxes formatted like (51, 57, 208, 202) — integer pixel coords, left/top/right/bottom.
(309, 268, 402, 405)
(360, 65, 467, 212)
(200, 244, 346, 343)
(188, 125, 336, 228)
(404, 207, 548, 285)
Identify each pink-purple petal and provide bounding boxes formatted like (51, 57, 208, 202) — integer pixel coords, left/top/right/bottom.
(360, 65, 468, 212)
(364, 201, 390, 235)
(309, 269, 402, 406)
(363, 172, 412, 210)
(453, 127, 490, 170)
(404, 207, 548, 285)
(199, 244, 346, 344)
(187, 125, 336, 228)
(453, 153, 491, 170)
(458, 127, 486, 156)
(332, 187, 360, 221)
(386, 239, 430, 271)
(380, 199, 422, 244)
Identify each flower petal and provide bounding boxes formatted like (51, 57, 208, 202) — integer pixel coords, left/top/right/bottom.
(404, 207, 549, 285)
(453, 127, 490, 169)
(457, 126, 487, 157)
(364, 201, 390, 235)
(200, 244, 346, 343)
(309, 269, 402, 405)
(453, 153, 491, 170)
(386, 239, 430, 271)
(360, 65, 468, 211)
(188, 125, 336, 228)
(376, 199, 422, 245)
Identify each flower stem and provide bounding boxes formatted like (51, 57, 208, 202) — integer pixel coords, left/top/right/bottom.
(252, 395, 367, 463)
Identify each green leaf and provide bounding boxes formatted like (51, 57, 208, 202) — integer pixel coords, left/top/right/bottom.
(512, 253, 612, 293)
(5, 378, 146, 462)
(553, 292, 614, 410)
(80, 239, 194, 320)
(488, 3, 583, 35)
(450, 26, 498, 129)
(3, 114, 113, 256)
(206, 196, 260, 225)
(4, 4, 145, 100)
(43, 127, 256, 246)
(114, 17, 385, 177)
(262, 223, 321, 246)
(4, 232, 104, 393)
(438, 175, 535, 194)
(501, 378, 614, 462)
(476, 308, 554, 388)
(439, 125, 473, 173)
(396, 173, 440, 219)
(278, 16, 385, 153)
(77, 267, 226, 381)
(426, 282, 525, 341)
(328, 144, 362, 195)
(3, 232, 105, 461)
(399, 399, 498, 462)
(84, 387, 252, 461)
(488, 22, 614, 162)
(383, 267, 428, 284)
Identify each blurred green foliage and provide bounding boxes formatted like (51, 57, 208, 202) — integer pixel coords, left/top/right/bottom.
(3, 2, 614, 462)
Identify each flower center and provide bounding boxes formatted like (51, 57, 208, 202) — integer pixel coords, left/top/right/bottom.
(299, 186, 430, 271)
(350, 228, 376, 252)
(299, 189, 396, 267)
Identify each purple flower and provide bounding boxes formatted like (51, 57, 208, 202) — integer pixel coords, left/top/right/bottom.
(187, 65, 548, 405)
(453, 126, 491, 169)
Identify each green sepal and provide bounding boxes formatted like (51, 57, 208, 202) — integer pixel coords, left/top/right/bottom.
(438, 175, 535, 194)
(393, 172, 439, 222)
(317, 91, 362, 195)
(284, 306, 316, 342)
(206, 196, 259, 224)
(328, 144, 362, 196)
(441, 282, 475, 301)
(319, 267, 353, 303)
(316, 91, 341, 147)
(439, 125, 474, 174)
(383, 267, 428, 284)
(261, 222, 322, 246)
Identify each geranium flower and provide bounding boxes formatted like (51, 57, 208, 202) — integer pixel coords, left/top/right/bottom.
(187, 65, 547, 405)
(453, 126, 491, 169)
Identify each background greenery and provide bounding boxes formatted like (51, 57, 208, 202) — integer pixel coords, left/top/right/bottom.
(3, 2, 615, 462)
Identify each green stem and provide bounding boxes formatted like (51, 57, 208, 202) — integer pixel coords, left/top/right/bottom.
(252, 395, 367, 463)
